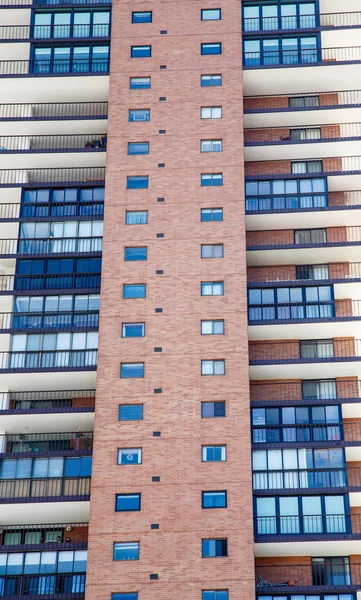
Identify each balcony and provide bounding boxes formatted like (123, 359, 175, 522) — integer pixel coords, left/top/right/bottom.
(243, 11, 361, 34)
(254, 513, 361, 542)
(0, 476, 90, 502)
(0, 311, 99, 333)
(250, 379, 360, 405)
(245, 155, 361, 179)
(249, 339, 361, 366)
(0, 238, 102, 257)
(248, 299, 361, 325)
(0, 523, 88, 550)
(244, 122, 361, 146)
(0, 273, 102, 295)
(253, 466, 361, 494)
(0, 389, 95, 414)
(0, 59, 109, 78)
(0, 24, 110, 43)
(0, 103, 108, 122)
(252, 419, 361, 447)
(247, 262, 361, 286)
(0, 135, 106, 154)
(0, 168, 105, 188)
(0, 0, 110, 5)
(0, 350, 97, 372)
(0, 432, 93, 457)
(244, 90, 361, 114)
(243, 46, 361, 70)
(0, 573, 86, 598)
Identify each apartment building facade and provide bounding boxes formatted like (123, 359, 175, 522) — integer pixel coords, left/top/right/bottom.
(0, 0, 360, 599)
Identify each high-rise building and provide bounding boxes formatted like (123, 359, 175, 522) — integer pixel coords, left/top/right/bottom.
(0, 0, 360, 599)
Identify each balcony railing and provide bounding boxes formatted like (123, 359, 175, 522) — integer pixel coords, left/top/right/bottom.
(245, 155, 361, 178)
(0, 238, 102, 257)
(248, 300, 361, 324)
(0, 24, 110, 41)
(248, 262, 361, 286)
(0, 0, 110, 5)
(256, 562, 359, 593)
(243, 11, 361, 33)
(246, 227, 361, 250)
(0, 573, 86, 597)
(250, 379, 361, 404)
(244, 122, 361, 145)
(246, 190, 361, 214)
(254, 513, 361, 541)
(0, 168, 105, 187)
(244, 90, 361, 113)
(0, 523, 88, 550)
(0, 102, 108, 121)
(0, 311, 99, 332)
(0, 432, 93, 455)
(0, 134, 106, 153)
(253, 467, 358, 493)
(0, 476, 91, 501)
(0, 389, 95, 413)
(0, 58, 109, 77)
(249, 339, 361, 365)
(243, 46, 361, 69)
(0, 202, 104, 221)
(0, 350, 97, 371)
(2, 273, 101, 294)
(252, 420, 361, 446)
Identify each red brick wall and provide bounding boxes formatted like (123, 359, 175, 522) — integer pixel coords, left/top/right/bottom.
(249, 341, 300, 362)
(85, 0, 254, 599)
(247, 265, 296, 283)
(250, 380, 302, 402)
(243, 92, 339, 112)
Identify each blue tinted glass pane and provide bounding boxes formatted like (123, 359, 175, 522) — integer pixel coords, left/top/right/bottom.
(123, 324, 144, 337)
(203, 492, 226, 508)
(129, 110, 150, 121)
(79, 457, 92, 476)
(201, 43, 221, 55)
(112, 595, 138, 600)
(114, 543, 139, 560)
(124, 247, 147, 261)
(123, 285, 146, 298)
(115, 494, 140, 511)
(130, 77, 150, 89)
(132, 11, 152, 23)
(202, 539, 213, 556)
(127, 176, 148, 189)
(119, 405, 143, 420)
(121, 363, 144, 378)
(214, 402, 226, 416)
(201, 75, 222, 86)
(128, 142, 149, 155)
(64, 458, 80, 477)
(131, 45, 151, 57)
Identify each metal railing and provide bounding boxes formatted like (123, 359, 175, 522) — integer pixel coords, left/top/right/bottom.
(0, 389, 96, 412)
(248, 300, 361, 323)
(0, 202, 104, 220)
(249, 339, 361, 365)
(0, 237, 102, 256)
(0, 476, 91, 501)
(244, 90, 361, 113)
(248, 262, 361, 285)
(0, 102, 108, 121)
(0, 350, 98, 371)
(250, 379, 361, 404)
(243, 11, 361, 33)
(0, 134, 106, 152)
(256, 562, 358, 592)
(246, 190, 361, 213)
(0, 167, 105, 187)
(0, 0, 110, 5)
(0, 573, 86, 597)
(243, 46, 361, 69)
(0, 522, 88, 549)
(254, 513, 361, 540)
(1, 432, 93, 454)
(253, 467, 353, 492)
(0, 311, 99, 331)
(246, 227, 361, 250)
(244, 122, 361, 145)
(0, 58, 109, 77)
(7, 273, 101, 293)
(252, 420, 361, 444)
(245, 155, 361, 178)
(0, 23, 110, 41)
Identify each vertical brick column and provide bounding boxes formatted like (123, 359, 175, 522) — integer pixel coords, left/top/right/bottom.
(86, 0, 254, 598)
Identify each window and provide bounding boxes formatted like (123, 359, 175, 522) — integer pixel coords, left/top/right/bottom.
(291, 160, 322, 174)
(248, 285, 333, 321)
(290, 127, 321, 141)
(201, 106, 222, 119)
(201, 244, 223, 258)
(120, 363, 144, 378)
(295, 229, 326, 245)
(300, 339, 334, 359)
(201, 9, 221, 20)
(131, 45, 151, 58)
(132, 11, 152, 23)
(201, 360, 225, 375)
(0, 456, 92, 480)
(117, 449, 142, 465)
(245, 177, 327, 212)
(289, 95, 320, 108)
(127, 176, 149, 189)
(33, 10, 111, 38)
(201, 281, 224, 296)
(119, 405, 143, 421)
(129, 109, 150, 122)
(201, 74, 222, 86)
(255, 595, 352, 600)
(130, 77, 151, 89)
(0, 549, 87, 576)
(115, 493, 141, 511)
(201, 139, 222, 153)
(202, 491, 227, 508)
(21, 186, 104, 219)
(302, 379, 337, 400)
(113, 543, 139, 561)
(202, 445, 226, 461)
(125, 211, 148, 225)
(123, 284, 146, 299)
(10, 332, 98, 368)
(201, 208, 223, 222)
(202, 592, 228, 600)
(243, 36, 318, 67)
(311, 557, 351, 587)
(201, 173, 223, 187)
(296, 264, 329, 281)
(202, 539, 227, 557)
(201, 43, 222, 55)
(122, 323, 145, 338)
(243, 2, 316, 32)
(201, 401, 226, 417)
(112, 595, 138, 600)
(128, 142, 149, 155)
(124, 247, 148, 261)
(32, 44, 110, 74)
(201, 320, 224, 335)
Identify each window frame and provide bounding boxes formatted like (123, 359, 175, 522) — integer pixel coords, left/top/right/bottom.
(131, 11, 152, 23)
(120, 362, 145, 378)
(118, 404, 144, 421)
(130, 45, 151, 58)
(201, 320, 224, 335)
(201, 42, 222, 55)
(200, 74, 222, 87)
(115, 493, 141, 512)
(117, 448, 142, 465)
(123, 284, 146, 299)
(201, 401, 226, 418)
(129, 76, 151, 89)
(202, 490, 227, 509)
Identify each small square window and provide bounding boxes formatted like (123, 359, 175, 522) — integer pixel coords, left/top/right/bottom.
(123, 284, 146, 299)
(201, 43, 222, 55)
(202, 591, 228, 600)
(130, 77, 151, 89)
(120, 363, 144, 378)
(119, 405, 143, 420)
(117, 448, 142, 465)
(113, 542, 139, 560)
(201, 244, 223, 258)
(132, 11, 152, 23)
(201, 106, 222, 119)
(131, 45, 151, 58)
(125, 211, 148, 225)
(115, 493, 141, 511)
(128, 142, 149, 155)
(201, 281, 224, 296)
(202, 491, 227, 508)
(201, 9, 221, 20)
(201, 320, 224, 335)
(201, 401, 225, 417)
(201, 139, 222, 152)
(129, 109, 150, 122)
(124, 247, 148, 261)
(122, 323, 145, 338)
(201, 208, 223, 222)
(201, 359, 225, 375)
(201, 74, 222, 86)
(127, 176, 149, 189)
(201, 174, 223, 187)
(202, 538, 228, 557)
(202, 445, 226, 461)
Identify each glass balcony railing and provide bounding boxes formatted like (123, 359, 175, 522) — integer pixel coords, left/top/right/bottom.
(0, 349, 97, 371)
